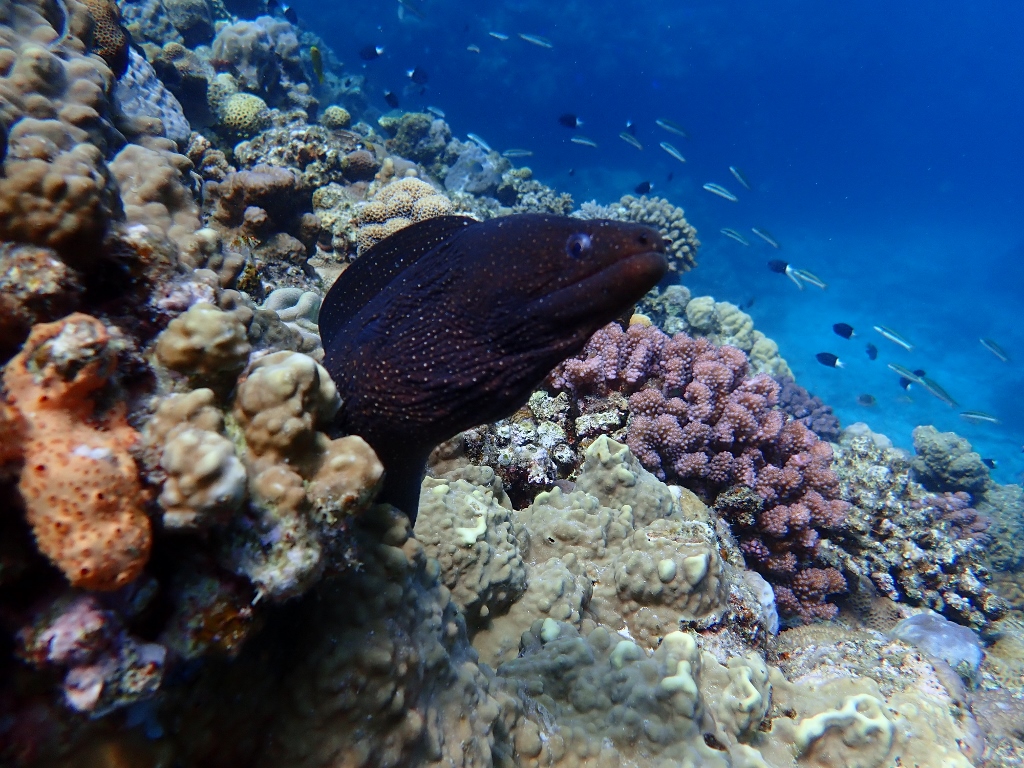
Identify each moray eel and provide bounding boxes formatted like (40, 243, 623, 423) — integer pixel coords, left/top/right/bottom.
(319, 213, 667, 520)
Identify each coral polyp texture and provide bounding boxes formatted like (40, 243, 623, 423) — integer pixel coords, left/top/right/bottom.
(454, 322, 848, 623)
(832, 425, 1006, 630)
(3, 314, 151, 590)
(354, 176, 455, 252)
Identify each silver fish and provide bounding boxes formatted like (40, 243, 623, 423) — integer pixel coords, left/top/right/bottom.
(729, 165, 752, 190)
(467, 44, 481, 53)
(619, 132, 643, 150)
(919, 376, 958, 408)
(980, 337, 1009, 362)
(751, 227, 780, 249)
(466, 133, 492, 152)
(518, 33, 553, 48)
(791, 268, 827, 290)
(702, 182, 738, 202)
(887, 363, 923, 383)
(720, 228, 749, 246)
(659, 141, 686, 163)
(426, 106, 445, 118)
(488, 31, 509, 40)
(874, 325, 913, 351)
(960, 410, 1000, 424)
(570, 135, 598, 147)
(655, 118, 688, 138)
(501, 148, 534, 158)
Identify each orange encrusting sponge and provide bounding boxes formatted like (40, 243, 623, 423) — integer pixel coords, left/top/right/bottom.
(3, 314, 151, 590)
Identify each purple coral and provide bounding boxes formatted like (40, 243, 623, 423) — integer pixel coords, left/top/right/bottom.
(915, 491, 992, 544)
(550, 323, 850, 622)
(775, 376, 841, 443)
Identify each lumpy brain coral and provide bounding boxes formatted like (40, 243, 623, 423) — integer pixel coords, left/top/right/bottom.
(354, 177, 454, 252)
(220, 92, 269, 137)
(2, 314, 151, 590)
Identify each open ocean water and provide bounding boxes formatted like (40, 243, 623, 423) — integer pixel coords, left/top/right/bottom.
(308, 0, 1024, 480)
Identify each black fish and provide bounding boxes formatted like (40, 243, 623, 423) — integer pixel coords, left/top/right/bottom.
(267, 0, 296, 21)
(558, 113, 582, 129)
(319, 214, 667, 520)
(857, 394, 876, 406)
(816, 352, 843, 368)
(833, 322, 854, 339)
(767, 259, 789, 274)
(634, 181, 652, 194)
(384, 90, 399, 108)
(898, 369, 926, 390)
(982, 458, 997, 469)
(865, 343, 878, 360)
(739, 297, 755, 310)
(407, 66, 428, 84)
(667, 171, 674, 182)
(359, 45, 385, 60)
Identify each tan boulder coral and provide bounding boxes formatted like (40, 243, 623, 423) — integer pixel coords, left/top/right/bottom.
(0, 117, 119, 260)
(147, 312, 383, 602)
(471, 555, 592, 667)
(232, 350, 340, 465)
(319, 104, 351, 130)
(686, 294, 792, 378)
(155, 302, 252, 382)
(415, 467, 528, 625)
(429, 437, 744, 663)
(108, 142, 201, 255)
(143, 388, 247, 530)
(3, 314, 151, 590)
(307, 435, 385, 524)
(498, 626, 730, 766)
(609, 518, 729, 644)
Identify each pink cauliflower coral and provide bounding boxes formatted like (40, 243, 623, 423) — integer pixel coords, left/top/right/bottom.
(550, 322, 849, 622)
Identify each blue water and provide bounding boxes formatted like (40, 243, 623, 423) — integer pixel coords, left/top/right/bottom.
(304, 0, 1024, 482)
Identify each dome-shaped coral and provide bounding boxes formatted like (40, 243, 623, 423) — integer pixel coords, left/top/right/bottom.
(320, 105, 351, 130)
(219, 92, 268, 138)
(354, 178, 454, 252)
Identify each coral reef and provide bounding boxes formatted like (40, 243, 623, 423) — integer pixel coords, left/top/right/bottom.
(455, 322, 844, 622)
(911, 425, 992, 496)
(0, 0, 1015, 760)
(234, 110, 374, 187)
(209, 16, 313, 115)
(114, 48, 191, 144)
(382, 111, 451, 167)
(831, 425, 1006, 630)
(776, 376, 842, 442)
(639, 285, 792, 377)
(17, 595, 166, 716)
(433, 438, 775, 671)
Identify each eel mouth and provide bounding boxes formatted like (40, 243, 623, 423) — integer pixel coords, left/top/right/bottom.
(540, 248, 669, 325)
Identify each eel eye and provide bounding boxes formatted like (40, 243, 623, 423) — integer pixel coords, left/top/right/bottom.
(566, 232, 592, 259)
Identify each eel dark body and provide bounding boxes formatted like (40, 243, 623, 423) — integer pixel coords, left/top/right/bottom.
(319, 213, 668, 520)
